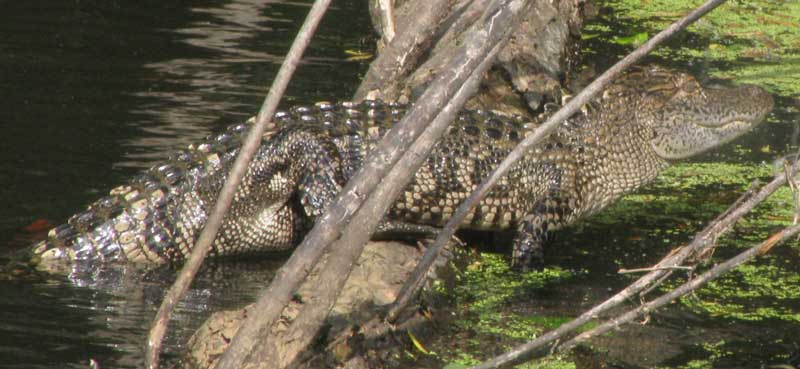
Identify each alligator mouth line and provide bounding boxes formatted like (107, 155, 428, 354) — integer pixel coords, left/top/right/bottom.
(651, 119, 763, 160)
(696, 113, 769, 129)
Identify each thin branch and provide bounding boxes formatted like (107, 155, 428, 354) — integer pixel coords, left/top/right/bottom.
(387, 0, 731, 323)
(557, 224, 800, 353)
(618, 265, 694, 274)
(214, 1, 537, 368)
(783, 160, 800, 224)
(354, 0, 454, 101)
(464, 167, 788, 369)
(144, 1, 333, 368)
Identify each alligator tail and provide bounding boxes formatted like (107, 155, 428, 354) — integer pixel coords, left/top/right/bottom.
(30, 119, 259, 270)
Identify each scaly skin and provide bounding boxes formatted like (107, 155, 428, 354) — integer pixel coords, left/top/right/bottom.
(31, 66, 774, 271)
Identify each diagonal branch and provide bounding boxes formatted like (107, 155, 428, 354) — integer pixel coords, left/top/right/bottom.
(555, 223, 800, 353)
(145, 1, 334, 368)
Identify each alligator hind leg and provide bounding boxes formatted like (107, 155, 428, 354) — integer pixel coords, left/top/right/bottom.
(213, 201, 303, 257)
(202, 126, 347, 258)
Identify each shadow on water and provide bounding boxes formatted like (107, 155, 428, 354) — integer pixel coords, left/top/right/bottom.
(0, 0, 370, 367)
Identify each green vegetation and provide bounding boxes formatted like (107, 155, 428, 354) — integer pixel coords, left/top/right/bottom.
(431, 253, 582, 368)
(452, 254, 576, 340)
(434, 1, 799, 368)
(599, 161, 800, 324)
(442, 352, 576, 369)
(584, 0, 800, 96)
(683, 264, 800, 322)
(675, 341, 733, 369)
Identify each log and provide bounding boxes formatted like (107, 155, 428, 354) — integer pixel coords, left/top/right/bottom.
(182, 241, 457, 369)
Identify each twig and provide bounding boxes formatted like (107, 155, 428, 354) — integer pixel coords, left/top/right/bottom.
(464, 166, 788, 369)
(213, 1, 536, 368)
(144, 1, 333, 368)
(378, 0, 396, 43)
(783, 160, 800, 225)
(557, 224, 800, 353)
(387, 0, 731, 324)
(618, 265, 694, 274)
(354, 0, 453, 101)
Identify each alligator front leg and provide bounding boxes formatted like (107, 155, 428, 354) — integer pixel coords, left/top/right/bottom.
(511, 195, 575, 271)
(511, 216, 548, 271)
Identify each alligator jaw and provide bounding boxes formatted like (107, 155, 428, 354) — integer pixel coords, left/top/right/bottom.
(650, 84, 773, 160)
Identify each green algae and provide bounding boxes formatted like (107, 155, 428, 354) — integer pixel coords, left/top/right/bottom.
(452, 253, 576, 340)
(431, 253, 583, 368)
(442, 353, 576, 369)
(584, 0, 800, 97)
(597, 161, 800, 323)
(589, 162, 778, 235)
(683, 263, 800, 322)
(674, 341, 733, 369)
(442, 354, 575, 369)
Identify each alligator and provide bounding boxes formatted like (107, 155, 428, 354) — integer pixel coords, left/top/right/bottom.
(30, 65, 773, 272)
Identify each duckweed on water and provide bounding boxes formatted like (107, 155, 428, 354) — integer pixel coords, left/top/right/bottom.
(671, 341, 733, 369)
(584, 0, 800, 96)
(434, 254, 580, 367)
(683, 263, 800, 322)
(442, 354, 575, 369)
(453, 253, 576, 340)
(597, 161, 800, 323)
(590, 162, 776, 229)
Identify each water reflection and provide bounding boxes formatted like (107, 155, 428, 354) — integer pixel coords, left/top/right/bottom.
(120, 0, 295, 167)
(122, 0, 365, 167)
(0, 260, 284, 368)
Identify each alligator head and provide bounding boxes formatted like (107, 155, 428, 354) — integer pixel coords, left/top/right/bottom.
(576, 65, 773, 217)
(631, 66, 774, 160)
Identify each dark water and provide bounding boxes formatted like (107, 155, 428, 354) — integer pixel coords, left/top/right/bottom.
(0, 1, 370, 367)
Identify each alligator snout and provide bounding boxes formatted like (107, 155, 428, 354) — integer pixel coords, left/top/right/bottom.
(697, 84, 774, 128)
(650, 81, 773, 160)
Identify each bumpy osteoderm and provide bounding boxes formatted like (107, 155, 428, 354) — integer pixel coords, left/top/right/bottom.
(30, 66, 773, 271)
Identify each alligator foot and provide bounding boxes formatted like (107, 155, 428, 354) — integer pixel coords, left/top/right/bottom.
(510, 219, 547, 272)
